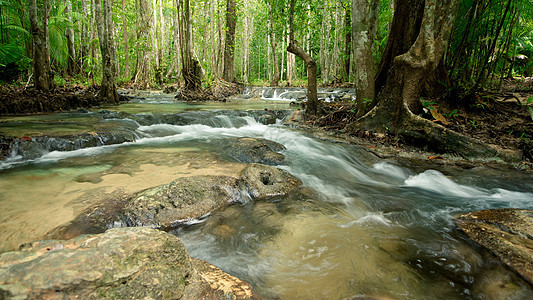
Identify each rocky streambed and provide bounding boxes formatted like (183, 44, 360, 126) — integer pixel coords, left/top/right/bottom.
(1, 103, 532, 299)
(0, 136, 300, 299)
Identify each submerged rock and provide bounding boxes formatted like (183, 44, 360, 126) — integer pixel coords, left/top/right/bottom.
(455, 208, 533, 285)
(0, 227, 259, 299)
(217, 137, 286, 165)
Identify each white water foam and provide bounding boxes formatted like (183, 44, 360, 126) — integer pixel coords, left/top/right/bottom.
(404, 170, 488, 198)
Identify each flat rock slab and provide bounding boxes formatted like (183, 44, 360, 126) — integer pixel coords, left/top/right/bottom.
(455, 208, 533, 285)
(0, 227, 258, 299)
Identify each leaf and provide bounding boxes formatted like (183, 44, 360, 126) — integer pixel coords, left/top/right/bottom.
(429, 106, 450, 125)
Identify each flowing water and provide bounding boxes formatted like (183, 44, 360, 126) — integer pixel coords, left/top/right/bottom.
(1, 92, 532, 299)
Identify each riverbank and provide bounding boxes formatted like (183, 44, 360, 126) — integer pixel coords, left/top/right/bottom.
(1, 83, 532, 170)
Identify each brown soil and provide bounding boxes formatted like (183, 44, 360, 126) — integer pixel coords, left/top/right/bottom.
(0, 85, 127, 115)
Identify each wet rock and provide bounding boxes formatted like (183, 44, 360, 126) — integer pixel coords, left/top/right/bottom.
(0, 227, 259, 299)
(14, 131, 137, 160)
(124, 176, 243, 229)
(240, 163, 302, 199)
(455, 208, 533, 285)
(50, 164, 301, 235)
(218, 137, 285, 165)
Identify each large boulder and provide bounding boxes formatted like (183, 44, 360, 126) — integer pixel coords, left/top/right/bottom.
(0, 227, 258, 299)
(53, 164, 303, 233)
(216, 137, 286, 165)
(123, 164, 301, 229)
(124, 176, 242, 229)
(455, 208, 533, 285)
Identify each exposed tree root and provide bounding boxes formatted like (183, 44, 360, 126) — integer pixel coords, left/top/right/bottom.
(349, 101, 522, 162)
(175, 80, 244, 102)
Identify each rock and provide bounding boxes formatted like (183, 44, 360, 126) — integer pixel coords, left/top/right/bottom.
(240, 163, 302, 199)
(218, 137, 285, 165)
(50, 164, 302, 235)
(0, 227, 259, 299)
(455, 208, 533, 285)
(124, 176, 242, 229)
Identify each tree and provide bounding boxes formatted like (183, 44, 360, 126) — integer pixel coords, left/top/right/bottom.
(352, 0, 379, 117)
(267, 0, 280, 86)
(65, 1, 77, 75)
(177, 0, 201, 90)
(29, 0, 54, 92)
(134, 0, 153, 88)
(287, 0, 319, 115)
(352, 0, 506, 159)
(223, 0, 237, 82)
(94, 0, 119, 103)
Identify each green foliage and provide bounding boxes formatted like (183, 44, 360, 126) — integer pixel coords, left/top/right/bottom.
(448, 109, 459, 118)
(446, 0, 533, 94)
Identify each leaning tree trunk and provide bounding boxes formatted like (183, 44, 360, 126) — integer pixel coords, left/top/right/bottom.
(29, 0, 54, 92)
(352, 0, 512, 160)
(222, 0, 237, 82)
(287, 0, 319, 115)
(94, 0, 119, 104)
(352, 0, 379, 117)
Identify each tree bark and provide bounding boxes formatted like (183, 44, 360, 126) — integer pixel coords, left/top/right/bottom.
(343, 2, 351, 82)
(352, 0, 379, 117)
(177, 0, 201, 90)
(134, 0, 153, 89)
(374, 0, 424, 98)
(268, 1, 279, 86)
(287, 0, 319, 115)
(29, 0, 54, 92)
(122, 0, 130, 79)
(65, 1, 77, 76)
(94, 0, 119, 103)
(222, 0, 237, 82)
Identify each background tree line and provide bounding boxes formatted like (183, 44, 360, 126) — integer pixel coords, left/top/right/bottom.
(0, 0, 532, 97)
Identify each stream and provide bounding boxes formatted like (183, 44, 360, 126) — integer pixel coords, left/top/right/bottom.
(1, 91, 533, 299)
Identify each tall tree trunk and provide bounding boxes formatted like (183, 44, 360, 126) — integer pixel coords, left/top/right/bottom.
(134, 0, 153, 89)
(343, 2, 351, 82)
(287, 0, 319, 115)
(122, 0, 130, 79)
(352, 0, 379, 117)
(29, 0, 54, 92)
(268, 1, 279, 86)
(65, 1, 77, 75)
(95, 0, 119, 103)
(177, 0, 201, 90)
(374, 0, 425, 97)
(222, 0, 236, 82)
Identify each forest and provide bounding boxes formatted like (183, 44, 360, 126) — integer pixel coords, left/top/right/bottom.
(0, 0, 533, 160)
(2, 1, 533, 298)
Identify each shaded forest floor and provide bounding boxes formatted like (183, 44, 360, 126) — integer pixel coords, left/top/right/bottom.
(0, 85, 126, 115)
(312, 77, 533, 165)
